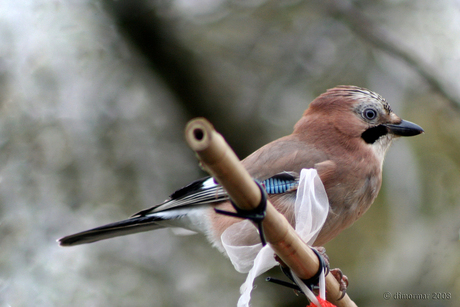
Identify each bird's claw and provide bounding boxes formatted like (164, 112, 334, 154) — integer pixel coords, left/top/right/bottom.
(330, 268, 349, 300)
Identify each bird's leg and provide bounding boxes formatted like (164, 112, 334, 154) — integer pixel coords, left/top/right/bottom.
(312, 246, 349, 300)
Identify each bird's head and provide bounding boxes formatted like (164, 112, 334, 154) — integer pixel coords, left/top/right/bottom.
(294, 85, 424, 159)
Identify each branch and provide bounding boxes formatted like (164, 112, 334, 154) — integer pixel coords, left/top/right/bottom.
(185, 117, 357, 307)
(326, 0, 460, 111)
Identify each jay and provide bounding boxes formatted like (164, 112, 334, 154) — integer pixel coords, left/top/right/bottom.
(59, 86, 423, 253)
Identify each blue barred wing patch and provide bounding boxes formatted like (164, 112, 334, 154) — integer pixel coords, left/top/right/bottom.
(262, 172, 299, 194)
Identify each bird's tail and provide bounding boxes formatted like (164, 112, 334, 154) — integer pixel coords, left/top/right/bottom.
(58, 215, 165, 246)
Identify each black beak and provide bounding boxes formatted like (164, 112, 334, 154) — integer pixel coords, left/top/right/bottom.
(385, 120, 424, 137)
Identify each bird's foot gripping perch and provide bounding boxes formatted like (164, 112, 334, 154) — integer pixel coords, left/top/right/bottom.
(330, 268, 349, 300)
(267, 246, 349, 301)
(314, 247, 349, 300)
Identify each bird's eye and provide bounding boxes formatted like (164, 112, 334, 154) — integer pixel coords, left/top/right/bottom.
(363, 108, 378, 120)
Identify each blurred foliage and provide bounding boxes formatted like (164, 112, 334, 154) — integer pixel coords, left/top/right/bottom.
(1, 0, 460, 306)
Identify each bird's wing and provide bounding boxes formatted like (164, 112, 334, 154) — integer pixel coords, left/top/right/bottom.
(132, 172, 300, 217)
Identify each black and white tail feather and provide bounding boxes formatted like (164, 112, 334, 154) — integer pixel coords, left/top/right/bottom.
(58, 172, 299, 246)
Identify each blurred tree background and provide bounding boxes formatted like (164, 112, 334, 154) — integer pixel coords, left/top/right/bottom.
(1, 0, 459, 306)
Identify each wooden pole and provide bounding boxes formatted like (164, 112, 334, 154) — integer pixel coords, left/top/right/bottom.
(185, 118, 357, 307)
